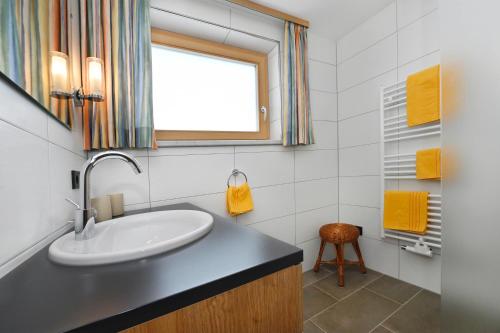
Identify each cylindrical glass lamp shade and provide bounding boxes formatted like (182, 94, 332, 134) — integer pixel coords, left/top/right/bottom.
(49, 51, 71, 96)
(86, 57, 104, 101)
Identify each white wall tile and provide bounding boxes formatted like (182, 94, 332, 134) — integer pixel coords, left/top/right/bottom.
(399, 250, 441, 293)
(339, 111, 380, 148)
(124, 202, 151, 212)
(309, 60, 337, 93)
(296, 205, 338, 244)
(308, 32, 336, 65)
(47, 115, 85, 157)
(150, 8, 229, 43)
(338, 35, 397, 91)
(235, 151, 294, 188)
(0, 78, 48, 139)
(225, 30, 277, 53)
(339, 205, 381, 239)
(270, 120, 282, 141)
(0, 121, 50, 265)
(345, 237, 399, 277)
(150, 0, 230, 27)
(151, 192, 232, 220)
(150, 146, 233, 156)
(230, 8, 283, 42)
(339, 143, 380, 177)
(48, 144, 85, 231)
(398, 50, 440, 79)
(295, 178, 338, 213)
(298, 237, 335, 272)
(398, 11, 440, 66)
(338, 3, 397, 63)
(297, 121, 337, 151)
(249, 215, 295, 245)
(91, 157, 150, 205)
(311, 91, 337, 122)
(150, 153, 233, 200)
(339, 176, 380, 208)
(338, 70, 396, 120)
(295, 149, 337, 182)
(397, 0, 439, 28)
(269, 87, 282, 123)
(268, 49, 281, 91)
(297, 238, 321, 272)
(236, 183, 294, 225)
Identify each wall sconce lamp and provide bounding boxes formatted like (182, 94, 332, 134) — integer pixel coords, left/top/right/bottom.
(50, 51, 104, 106)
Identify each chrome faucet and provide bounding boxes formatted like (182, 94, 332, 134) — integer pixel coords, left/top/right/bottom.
(74, 151, 143, 240)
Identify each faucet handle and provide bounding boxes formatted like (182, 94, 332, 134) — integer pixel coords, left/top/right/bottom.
(65, 198, 81, 209)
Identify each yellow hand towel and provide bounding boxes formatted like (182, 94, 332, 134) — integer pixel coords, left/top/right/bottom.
(416, 148, 441, 180)
(226, 182, 254, 216)
(383, 191, 428, 234)
(406, 65, 440, 127)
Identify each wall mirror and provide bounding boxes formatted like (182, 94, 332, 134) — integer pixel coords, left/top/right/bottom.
(0, 1, 81, 129)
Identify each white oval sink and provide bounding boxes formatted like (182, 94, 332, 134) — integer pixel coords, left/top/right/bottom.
(49, 210, 213, 266)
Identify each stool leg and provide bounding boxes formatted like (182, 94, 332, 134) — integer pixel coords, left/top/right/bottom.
(353, 240, 367, 274)
(335, 243, 345, 287)
(313, 240, 326, 272)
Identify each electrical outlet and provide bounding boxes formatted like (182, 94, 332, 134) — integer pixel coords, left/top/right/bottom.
(356, 225, 363, 236)
(71, 170, 80, 189)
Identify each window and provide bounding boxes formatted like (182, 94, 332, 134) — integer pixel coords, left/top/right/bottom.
(151, 29, 270, 140)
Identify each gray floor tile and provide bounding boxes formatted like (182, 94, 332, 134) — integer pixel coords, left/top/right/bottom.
(312, 289, 399, 333)
(313, 266, 382, 300)
(303, 320, 325, 333)
(366, 275, 422, 304)
(383, 290, 440, 333)
(303, 285, 337, 320)
(371, 325, 392, 333)
(303, 268, 333, 287)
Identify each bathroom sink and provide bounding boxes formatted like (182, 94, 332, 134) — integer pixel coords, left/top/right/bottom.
(49, 210, 214, 266)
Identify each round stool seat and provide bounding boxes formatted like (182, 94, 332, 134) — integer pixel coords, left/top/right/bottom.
(319, 223, 360, 244)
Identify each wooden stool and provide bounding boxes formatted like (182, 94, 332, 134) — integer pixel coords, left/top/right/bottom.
(313, 223, 367, 287)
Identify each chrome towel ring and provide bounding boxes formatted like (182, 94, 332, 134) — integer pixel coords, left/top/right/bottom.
(227, 169, 248, 187)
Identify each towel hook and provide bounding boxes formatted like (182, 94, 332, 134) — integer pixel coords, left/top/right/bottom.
(227, 169, 248, 187)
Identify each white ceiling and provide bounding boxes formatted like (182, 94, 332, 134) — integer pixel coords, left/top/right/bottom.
(252, 0, 394, 40)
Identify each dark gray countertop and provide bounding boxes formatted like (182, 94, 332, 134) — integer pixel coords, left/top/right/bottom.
(0, 203, 303, 333)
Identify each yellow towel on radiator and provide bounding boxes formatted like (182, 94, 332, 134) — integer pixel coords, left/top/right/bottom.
(383, 191, 429, 234)
(226, 182, 254, 216)
(416, 148, 441, 180)
(406, 65, 440, 127)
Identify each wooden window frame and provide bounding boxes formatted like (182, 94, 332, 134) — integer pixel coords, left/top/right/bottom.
(151, 28, 270, 141)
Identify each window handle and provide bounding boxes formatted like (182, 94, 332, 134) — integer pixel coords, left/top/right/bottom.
(260, 106, 267, 121)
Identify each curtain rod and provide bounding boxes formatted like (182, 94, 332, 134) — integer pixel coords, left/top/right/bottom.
(226, 0, 310, 28)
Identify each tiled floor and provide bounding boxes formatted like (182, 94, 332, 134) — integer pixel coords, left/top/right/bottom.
(302, 265, 440, 333)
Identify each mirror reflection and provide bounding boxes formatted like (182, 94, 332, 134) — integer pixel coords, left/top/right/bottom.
(0, 1, 80, 128)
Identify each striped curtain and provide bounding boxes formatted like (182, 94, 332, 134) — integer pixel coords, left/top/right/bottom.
(80, 0, 156, 150)
(282, 21, 314, 146)
(0, 0, 73, 127)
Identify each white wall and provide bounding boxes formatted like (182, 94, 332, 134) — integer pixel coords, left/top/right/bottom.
(336, 0, 441, 293)
(0, 78, 85, 276)
(92, 0, 338, 272)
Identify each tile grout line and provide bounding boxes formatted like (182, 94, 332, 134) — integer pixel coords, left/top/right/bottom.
(337, 7, 438, 67)
(381, 324, 397, 333)
(302, 271, 334, 288)
(308, 273, 385, 322)
(335, 38, 341, 220)
(363, 286, 410, 306)
(337, 48, 439, 95)
(368, 289, 424, 333)
(310, 320, 328, 333)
